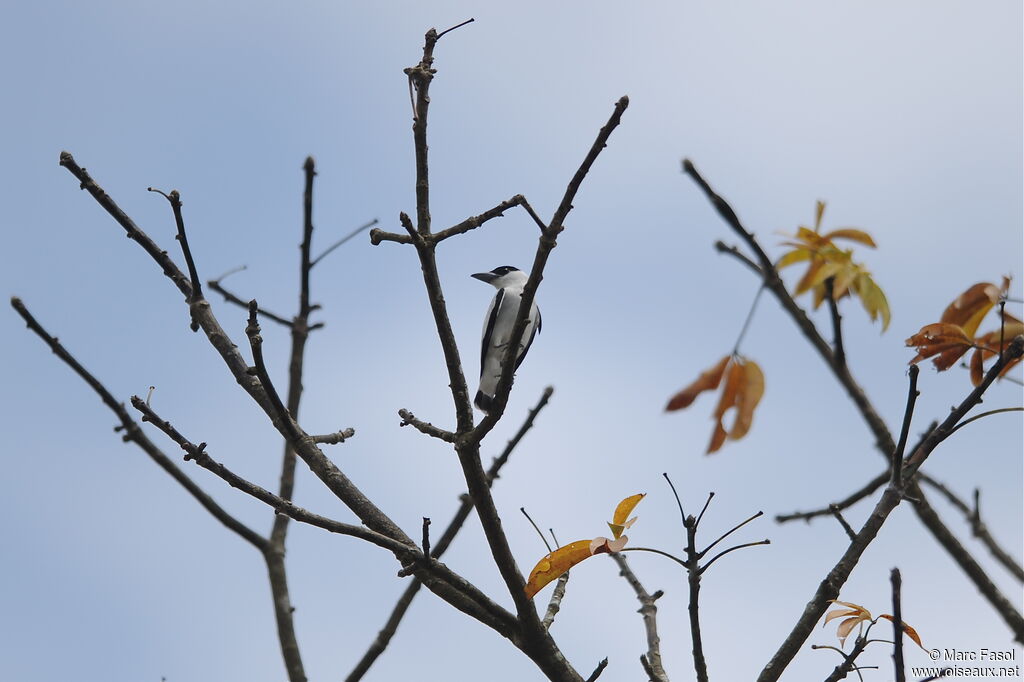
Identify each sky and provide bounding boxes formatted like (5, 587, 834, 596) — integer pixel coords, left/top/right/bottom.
(2, 2, 1021, 681)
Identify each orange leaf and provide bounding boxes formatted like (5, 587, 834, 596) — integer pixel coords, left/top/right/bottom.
(879, 614, 926, 650)
(941, 282, 1002, 338)
(970, 347, 985, 386)
(666, 355, 730, 411)
(906, 323, 974, 369)
(708, 360, 744, 454)
(836, 615, 867, 645)
(608, 493, 645, 539)
(524, 540, 595, 599)
(729, 359, 764, 440)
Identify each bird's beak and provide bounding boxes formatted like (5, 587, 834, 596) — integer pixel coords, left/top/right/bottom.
(471, 272, 496, 283)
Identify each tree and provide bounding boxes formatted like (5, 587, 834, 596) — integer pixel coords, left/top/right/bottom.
(8, 12, 1022, 682)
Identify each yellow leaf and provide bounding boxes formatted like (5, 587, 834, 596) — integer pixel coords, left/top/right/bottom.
(666, 355, 730, 411)
(853, 272, 891, 331)
(814, 200, 826, 231)
(608, 493, 645, 539)
(823, 228, 877, 248)
(776, 249, 812, 270)
(524, 540, 595, 599)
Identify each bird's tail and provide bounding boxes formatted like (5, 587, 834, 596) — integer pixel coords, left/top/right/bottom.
(474, 390, 494, 413)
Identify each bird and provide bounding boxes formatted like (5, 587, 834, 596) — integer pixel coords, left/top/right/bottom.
(472, 266, 541, 413)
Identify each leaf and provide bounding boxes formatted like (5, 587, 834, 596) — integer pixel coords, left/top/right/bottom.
(941, 282, 1002, 338)
(969, 347, 986, 387)
(776, 249, 812, 270)
(824, 600, 872, 645)
(852, 271, 891, 331)
(823, 228, 877, 248)
(879, 614, 926, 650)
(524, 540, 596, 599)
(666, 355, 730, 411)
(729, 359, 764, 440)
(905, 323, 974, 369)
(814, 200, 826, 231)
(608, 493, 645, 539)
(708, 359, 745, 454)
(591, 535, 629, 554)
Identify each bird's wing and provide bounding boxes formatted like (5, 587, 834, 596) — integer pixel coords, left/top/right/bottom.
(515, 306, 540, 371)
(480, 288, 505, 379)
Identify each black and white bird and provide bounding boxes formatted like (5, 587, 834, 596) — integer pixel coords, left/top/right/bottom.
(471, 266, 541, 413)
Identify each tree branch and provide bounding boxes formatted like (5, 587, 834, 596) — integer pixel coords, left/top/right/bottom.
(345, 387, 554, 682)
(891, 568, 906, 682)
(11, 296, 267, 551)
(918, 474, 1024, 582)
(609, 553, 669, 682)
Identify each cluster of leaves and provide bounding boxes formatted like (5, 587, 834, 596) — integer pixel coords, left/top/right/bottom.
(665, 355, 764, 454)
(824, 600, 925, 650)
(667, 201, 889, 453)
(524, 494, 644, 599)
(906, 278, 1022, 385)
(777, 201, 890, 331)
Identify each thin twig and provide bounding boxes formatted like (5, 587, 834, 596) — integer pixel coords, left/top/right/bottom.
(520, 507, 553, 553)
(398, 409, 456, 442)
(698, 510, 763, 558)
(947, 407, 1023, 436)
(207, 276, 294, 328)
(775, 472, 888, 524)
(732, 285, 765, 355)
(310, 218, 379, 267)
(148, 187, 203, 331)
(891, 568, 906, 682)
(542, 574, 570, 630)
(698, 539, 771, 575)
(829, 505, 857, 541)
(891, 365, 920, 489)
(825, 277, 846, 366)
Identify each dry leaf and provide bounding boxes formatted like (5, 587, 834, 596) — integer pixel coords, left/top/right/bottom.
(666, 355, 730, 411)
(824, 600, 872, 645)
(905, 323, 974, 370)
(941, 282, 1004, 338)
(879, 614, 926, 651)
(730, 360, 765, 440)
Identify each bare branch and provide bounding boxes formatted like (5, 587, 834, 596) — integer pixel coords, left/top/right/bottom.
(542, 574, 570, 630)
(584, 658, 609, 682)
(10, 296, 266, 552)
(207, 276, 294, 328)
(609, 553, 669, 682)
(398, 409, 456, 442)
(345, 387, 553, 682)
(918, 474, 1024, 582)
(698, 509, 763, 558)
(891, 365, 920, 490)
(828, 505, 857, 542)
(431, 195, 527, 242)
(698, 539, 771, 575)
(824, 277, 846, 366)
(148, 187, 203, 331)
(891, 568, 906, 682)
(310, 428, 355, 445)
(775, 472, 888, 524)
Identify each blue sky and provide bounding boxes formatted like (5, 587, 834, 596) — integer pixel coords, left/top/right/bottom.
(2, 2, 1021, 681)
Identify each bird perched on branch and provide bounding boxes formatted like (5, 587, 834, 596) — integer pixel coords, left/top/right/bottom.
(472, 266, 541, 413)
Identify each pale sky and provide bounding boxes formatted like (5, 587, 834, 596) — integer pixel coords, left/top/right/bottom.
(2, 2, 1021, 681)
